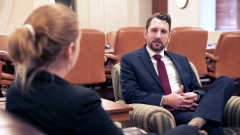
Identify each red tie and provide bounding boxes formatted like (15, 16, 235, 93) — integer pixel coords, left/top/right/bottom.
(153, 54, 172, 95)
(153, 54, 175, 111)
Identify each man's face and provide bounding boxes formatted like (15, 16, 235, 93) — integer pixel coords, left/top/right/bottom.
(143, 17, 171, 53)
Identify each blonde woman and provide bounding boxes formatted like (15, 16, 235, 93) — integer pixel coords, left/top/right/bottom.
(6, 3, 122, 135)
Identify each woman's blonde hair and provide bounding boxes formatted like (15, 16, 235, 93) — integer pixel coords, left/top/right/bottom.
(8, 3, 79, 91)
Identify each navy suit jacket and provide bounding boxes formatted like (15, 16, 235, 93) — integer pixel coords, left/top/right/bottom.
(120, 45, 205, 106)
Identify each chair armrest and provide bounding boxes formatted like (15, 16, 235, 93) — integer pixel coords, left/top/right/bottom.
(122, 127, 148, 135)
(206, 53, 219, 61)
(104, 53, 118, 60)
(222, 96, 240, 127)
(104, 56, 107, 62)
(0, 54, 12, 62)
(116, 100, 176, 135)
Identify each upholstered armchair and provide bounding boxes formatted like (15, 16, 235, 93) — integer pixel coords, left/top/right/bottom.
(65, 29, 106, 85)
(167, 27, 208, 75)
(206, 32, 240, 79)
(104, 27, 146, 78)
(0, 61, 15, 97)
(106, 31, 117, 50)
(111, 63, 240, 135)
(0, 34, 15, 74)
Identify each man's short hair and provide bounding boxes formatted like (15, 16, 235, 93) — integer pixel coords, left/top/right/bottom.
(145, 12, 171, 32)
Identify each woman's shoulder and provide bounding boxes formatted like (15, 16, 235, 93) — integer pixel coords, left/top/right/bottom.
(68, 85, 99, 96)
(64, 85, 101, 103)
(8, 78, 101, 105)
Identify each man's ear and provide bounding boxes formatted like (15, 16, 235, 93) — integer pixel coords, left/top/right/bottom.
(64, 42, 75, 59)
(168, 32, 171, 43)
(143, 29, 148, 39)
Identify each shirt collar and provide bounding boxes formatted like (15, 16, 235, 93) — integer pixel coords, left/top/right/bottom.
(146, 44, 165, 58)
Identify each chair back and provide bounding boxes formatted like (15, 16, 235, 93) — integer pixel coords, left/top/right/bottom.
(167, 27, 208, 75)
(65, 29, 106, 85)
(213, 31, 240, 55)
(106, 31, 117, 50)
(209, 34, 240, 78)
(113, 27, 146, 63)
(81, 28, 102, 33)
(111, 62, 201, 101)
(0, 34, 8, 50)
(111, 63, 122, 101)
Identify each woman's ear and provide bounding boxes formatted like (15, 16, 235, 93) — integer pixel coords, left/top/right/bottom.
(64, 42, 75, 59)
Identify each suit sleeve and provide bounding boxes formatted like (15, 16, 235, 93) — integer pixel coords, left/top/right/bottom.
(120, 55, 163, 106)
(74, 91, 123, 135)
(184, 57, 206, 97)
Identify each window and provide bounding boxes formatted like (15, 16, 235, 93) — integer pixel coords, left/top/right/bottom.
(216, 0, 240, 30)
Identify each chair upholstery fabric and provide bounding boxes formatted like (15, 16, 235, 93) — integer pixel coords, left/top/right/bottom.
(167, 27, 208, 75)
(106, 31, 117, 50)
(0, 61, 15, 97)
(65, 29, 106, 85)
(210, 31, 240, 56)
(0, 34, 15, 74)
(206, 32, 240, 78)
(0, 35, 8, 50)
(111, 63, 240, 135)
(105, 27, 146, 78)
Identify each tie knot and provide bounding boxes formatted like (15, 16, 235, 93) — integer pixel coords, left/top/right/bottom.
(153, 54, 162, 60)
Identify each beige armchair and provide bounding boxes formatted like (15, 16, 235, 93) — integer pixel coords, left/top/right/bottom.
(111, 63, 240, 135)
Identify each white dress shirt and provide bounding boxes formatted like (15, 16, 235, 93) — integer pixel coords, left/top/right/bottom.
(146, 46, 182, 106)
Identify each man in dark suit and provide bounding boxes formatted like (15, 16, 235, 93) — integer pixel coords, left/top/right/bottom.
(120, 12, 234, 135)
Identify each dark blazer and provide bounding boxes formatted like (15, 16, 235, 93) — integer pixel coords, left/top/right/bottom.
(120, 45, 206, 106)
(6, 70, 123, 135)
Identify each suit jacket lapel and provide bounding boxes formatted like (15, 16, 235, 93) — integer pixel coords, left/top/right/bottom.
(138, 45, 162, 88)
(165, 51, 186, 86)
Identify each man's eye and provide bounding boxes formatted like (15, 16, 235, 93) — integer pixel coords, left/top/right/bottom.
(162, 30, 167, 33)
(151, 29, 157, 32)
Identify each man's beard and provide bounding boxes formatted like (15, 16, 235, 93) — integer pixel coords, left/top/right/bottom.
(149, 42, 166, 52)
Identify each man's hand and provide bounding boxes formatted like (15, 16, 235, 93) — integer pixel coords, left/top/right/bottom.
(162, 85, 198, 110)
(162, 85, 185, 109)
(180, 92, 198, 110)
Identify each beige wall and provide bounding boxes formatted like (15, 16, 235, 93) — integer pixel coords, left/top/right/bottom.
(168, 0, 200, 29)
(168, 0, 229, 43)
(0, 0, 50, 34)
(76, 0, 152, 33)
(0, 0, 14, 33)
(76, 0, 127, 33)
(1, 0, 151, 34)
(0, 0, 236, 43)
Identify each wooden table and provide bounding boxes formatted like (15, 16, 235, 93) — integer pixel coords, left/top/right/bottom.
(0, 98, 133, 121)
(101, 98, 133, 122)
(206, 43, 216, 54)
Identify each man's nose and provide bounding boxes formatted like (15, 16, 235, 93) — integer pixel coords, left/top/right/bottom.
(156, 31, 161, 38)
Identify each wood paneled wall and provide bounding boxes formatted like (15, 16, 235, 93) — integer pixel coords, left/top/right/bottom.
(152, 0, 168, 14)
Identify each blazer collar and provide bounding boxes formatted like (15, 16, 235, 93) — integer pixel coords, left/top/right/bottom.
(137, 46, 186, 89)
(138, 45, 162, 88)
(165, 51, 186, 86)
